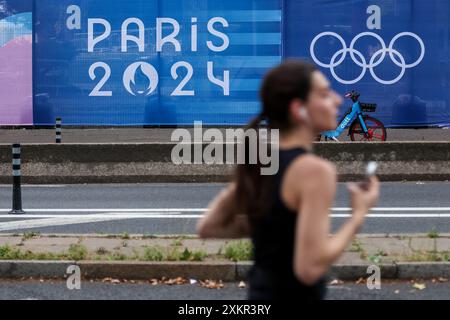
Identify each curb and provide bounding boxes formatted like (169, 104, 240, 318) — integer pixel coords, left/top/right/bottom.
(396, 262, 450, 279)
(0, 261, 76, 278)
(79, 261, 236, 281)
(329, 263, 398, 280)
(2, 233, 448, 239)
(0, 261, 448, 281)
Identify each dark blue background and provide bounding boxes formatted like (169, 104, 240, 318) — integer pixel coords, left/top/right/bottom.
(16, 0, 450, 126)
(285, 0, 450, 127)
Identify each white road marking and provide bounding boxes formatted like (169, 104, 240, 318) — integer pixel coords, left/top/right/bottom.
(0, 185, 67, 188)
(0, 207, 450, 213)
(1, 207, 450, 213)
(331, 207, 450, 212)
(332, 214, 450, 218)
(0, 214, 449, 219)
(0, 216, 122, 232)
(0, 209, 202, 213)
(0, 208, 448, 231)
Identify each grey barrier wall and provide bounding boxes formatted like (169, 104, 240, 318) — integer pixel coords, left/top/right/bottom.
(0, 143, 449, 184)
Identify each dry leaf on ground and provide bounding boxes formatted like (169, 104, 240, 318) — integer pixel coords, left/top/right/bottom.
(148, 277, 188, 286)
(199, 280, 225, 289)
(356, 277, 365, 284)
(412, 283, 426, 290)
(102, 277, 121, 284)
(163, 277, 188, 285)
(329, 279, 344, 286)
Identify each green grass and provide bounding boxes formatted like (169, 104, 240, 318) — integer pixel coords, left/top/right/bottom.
(142, 234, 157, 239)
(1, 237, 252, 263)
(0, 244, 25, 260)
(190, 250, 208, 262)
(4, 239, 447, 264)
(106, 252, 127, 261)
(349, 239, 364, 253)
(224, 241, 253, 262)
(368, 254, 382, 264)
(0, 244, 86, 261)
(0, 243, 209, 262)
(167, 247, 207, 262)
(367, 249, 387, 265)
(66, 244, 88, 261)
(32, 252, 60, 260)
(141, 246, 207, 262)
(21, 232, 41, 241)
(120, 232, 130, 240)
(405, 251, 450, 262)
(427, 229, 440, 239)
(166, 247, 182, 261)
(105, 233, 132, 239)
(141, 246, 165, 261)
(171, 239, 183, 247)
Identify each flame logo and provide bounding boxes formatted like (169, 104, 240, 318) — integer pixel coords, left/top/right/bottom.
(123, 62, 159, 96)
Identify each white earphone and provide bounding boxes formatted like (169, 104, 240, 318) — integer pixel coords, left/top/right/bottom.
(299, 108, 310, 120)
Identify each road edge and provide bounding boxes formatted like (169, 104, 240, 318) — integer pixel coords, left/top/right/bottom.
(0, 260, 448, 281)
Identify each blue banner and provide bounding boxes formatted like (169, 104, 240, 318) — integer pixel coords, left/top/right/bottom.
(286, 0, 450, 128)
(33, 0, 282, 125)
(5, 0, 450, 127)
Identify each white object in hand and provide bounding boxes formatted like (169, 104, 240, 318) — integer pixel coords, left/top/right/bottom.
(366, 161, 378, 176)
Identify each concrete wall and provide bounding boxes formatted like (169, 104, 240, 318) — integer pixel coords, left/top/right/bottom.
(0, 142, 449, 184)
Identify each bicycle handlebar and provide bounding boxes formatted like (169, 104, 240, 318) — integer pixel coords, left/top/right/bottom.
(345, 90, 360, 102)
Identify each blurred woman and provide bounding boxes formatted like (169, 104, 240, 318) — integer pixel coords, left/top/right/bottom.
(197, 60, 380, 300)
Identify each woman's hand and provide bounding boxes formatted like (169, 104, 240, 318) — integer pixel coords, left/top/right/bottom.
(347, 176, 380, 226)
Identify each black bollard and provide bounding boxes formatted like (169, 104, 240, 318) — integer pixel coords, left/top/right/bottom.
(56, 117, 62, 143)
(9, 144, 25, 214)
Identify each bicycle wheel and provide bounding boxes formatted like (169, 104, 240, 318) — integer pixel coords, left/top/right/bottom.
(349, 116, 387, 141)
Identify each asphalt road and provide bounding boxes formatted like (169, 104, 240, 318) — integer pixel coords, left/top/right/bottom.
(0, 280, 448, 300)
(0, 182, 449, 235)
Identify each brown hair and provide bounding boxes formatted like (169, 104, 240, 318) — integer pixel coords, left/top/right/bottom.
(233, 60, 317, 223)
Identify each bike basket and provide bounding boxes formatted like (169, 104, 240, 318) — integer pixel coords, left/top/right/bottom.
(360, 103, 377, 112)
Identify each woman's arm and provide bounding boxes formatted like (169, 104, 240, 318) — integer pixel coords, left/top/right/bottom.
(291, 156, 379, 285)
(197, 184, 251, 239)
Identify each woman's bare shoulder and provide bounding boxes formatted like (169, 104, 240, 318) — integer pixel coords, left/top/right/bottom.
(289, 154, 337, 179)
(281, 154, 337, 210)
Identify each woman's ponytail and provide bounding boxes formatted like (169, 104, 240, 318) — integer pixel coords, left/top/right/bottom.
(232, 60, 317, 224)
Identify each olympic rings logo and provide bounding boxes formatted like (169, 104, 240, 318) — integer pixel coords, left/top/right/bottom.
(310, 32, 425, 85)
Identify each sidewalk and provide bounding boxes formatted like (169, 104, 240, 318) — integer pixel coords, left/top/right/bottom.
(0, 234, 448, 281)
(0, 128, 449, 144)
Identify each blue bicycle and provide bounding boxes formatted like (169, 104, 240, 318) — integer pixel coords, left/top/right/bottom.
(318, 91, 387, 142)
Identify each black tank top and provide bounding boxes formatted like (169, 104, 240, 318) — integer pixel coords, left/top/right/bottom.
(247, 147, 327, 300)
